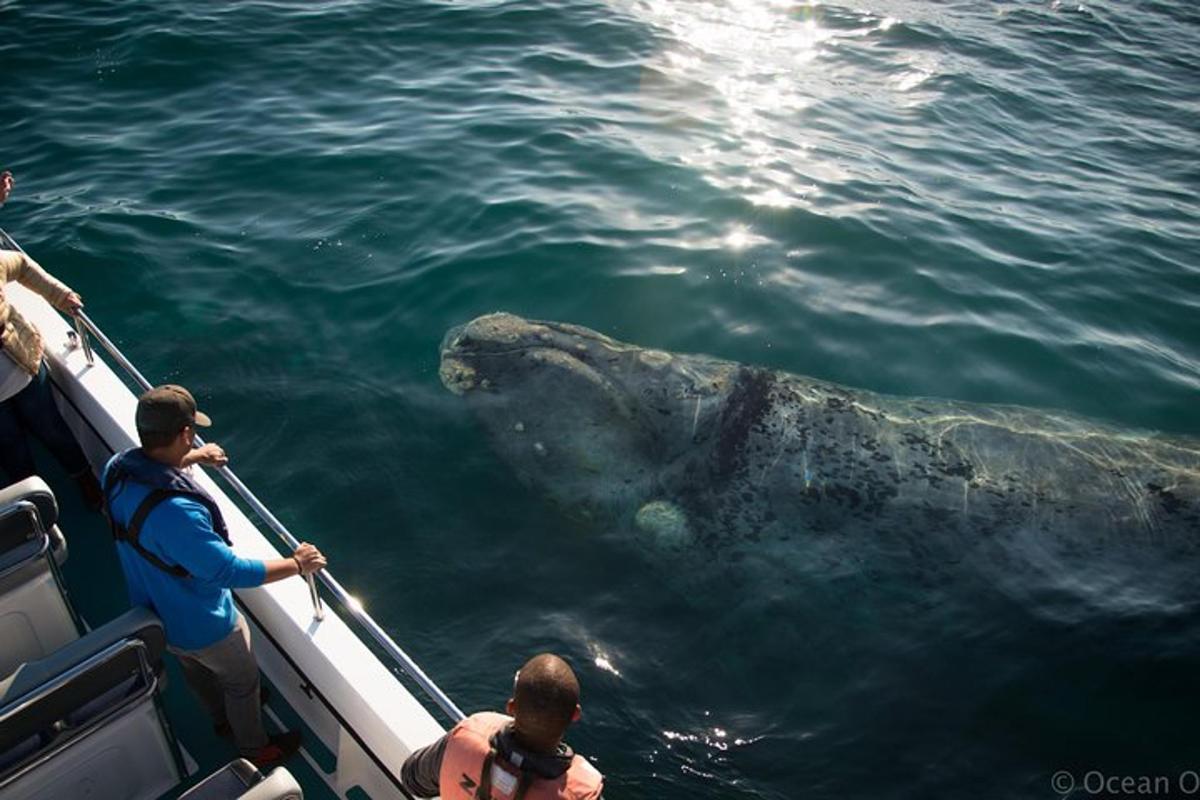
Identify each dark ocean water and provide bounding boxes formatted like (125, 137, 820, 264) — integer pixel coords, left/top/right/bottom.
(3, 1, 1199, 797)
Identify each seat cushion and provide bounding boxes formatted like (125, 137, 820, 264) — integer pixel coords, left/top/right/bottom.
(0, 606, 164, 754)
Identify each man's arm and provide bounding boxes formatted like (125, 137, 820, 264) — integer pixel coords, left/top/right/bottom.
(400, 734, 449, 798)
(181, 443, 227, 469)
(8, 249, 74, 310)
(0, 170, 76, 309)
(180, 445, 326, 584)
(154, 500, 327, 587)
(151, 500, 266, 587)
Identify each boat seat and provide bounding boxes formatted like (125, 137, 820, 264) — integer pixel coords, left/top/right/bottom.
(0, 477, 62, 551)
(0, 476, 80, 676)
(180, 759, 303, 800)
(0, 606, 183, 800)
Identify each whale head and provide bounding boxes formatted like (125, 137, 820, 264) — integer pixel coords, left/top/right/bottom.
(439, 313, 738, 529)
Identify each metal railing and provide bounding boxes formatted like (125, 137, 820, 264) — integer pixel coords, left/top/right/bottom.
(0, 229, 465, 723)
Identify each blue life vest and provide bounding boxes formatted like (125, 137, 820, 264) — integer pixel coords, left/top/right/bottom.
(103, 448, 230, 578)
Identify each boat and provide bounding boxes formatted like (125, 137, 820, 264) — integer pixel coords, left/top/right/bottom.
(0, 227, 463, 799)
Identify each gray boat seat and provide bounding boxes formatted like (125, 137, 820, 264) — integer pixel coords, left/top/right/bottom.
(180, 759, 303, 800)
(0, 477, 61, 548)
(0, 606, 182, 800)
(0, 476, 79, 676)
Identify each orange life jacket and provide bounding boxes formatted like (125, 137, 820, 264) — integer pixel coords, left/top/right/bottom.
(438, 712, 604, 800)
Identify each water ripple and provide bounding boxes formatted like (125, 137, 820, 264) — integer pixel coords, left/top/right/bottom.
(3, 1, 1199, 798)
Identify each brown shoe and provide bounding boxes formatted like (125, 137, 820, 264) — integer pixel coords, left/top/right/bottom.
(247, 730, 302, 769)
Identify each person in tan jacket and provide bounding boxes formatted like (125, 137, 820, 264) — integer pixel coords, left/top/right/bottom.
(0, 170, 102, 506)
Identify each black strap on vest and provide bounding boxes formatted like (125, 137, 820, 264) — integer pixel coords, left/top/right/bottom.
(104, 451, 234, 580)
(110, 488, 194, 578)
(514, 769, 532, 800)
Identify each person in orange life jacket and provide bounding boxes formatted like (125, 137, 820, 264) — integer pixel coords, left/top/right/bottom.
(103, 384, 328, 769)
(401, 653, 604, 800)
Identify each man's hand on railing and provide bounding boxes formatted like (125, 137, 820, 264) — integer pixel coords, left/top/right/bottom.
(264, 543, 327, 584)
(292, 542, 327, 576)
(184, 442, 229, 469)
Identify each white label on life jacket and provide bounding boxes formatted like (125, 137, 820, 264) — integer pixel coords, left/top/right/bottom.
(491, 764, 519, 797)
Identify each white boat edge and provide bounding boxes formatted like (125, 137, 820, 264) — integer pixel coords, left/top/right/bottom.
(7, 280, 446, 800)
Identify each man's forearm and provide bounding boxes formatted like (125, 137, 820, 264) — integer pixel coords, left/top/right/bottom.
(400, 734, 449, 798)
(262, 557, 302, 584)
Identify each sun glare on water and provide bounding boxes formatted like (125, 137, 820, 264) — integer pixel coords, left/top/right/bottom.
(620, 0, 938, 215)
(627, 0, 833, 210)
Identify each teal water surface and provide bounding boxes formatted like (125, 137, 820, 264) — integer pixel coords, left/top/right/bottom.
(3, 2, 1199, 798)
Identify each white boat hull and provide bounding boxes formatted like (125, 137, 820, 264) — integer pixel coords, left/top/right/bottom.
(8, 282, 445, 800)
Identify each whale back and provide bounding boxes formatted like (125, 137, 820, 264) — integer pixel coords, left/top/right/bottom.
(441, 314, 1200, 564)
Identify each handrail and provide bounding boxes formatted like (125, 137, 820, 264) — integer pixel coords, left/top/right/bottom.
(0, 501, 52, 583)
(0, 228, 465, 723)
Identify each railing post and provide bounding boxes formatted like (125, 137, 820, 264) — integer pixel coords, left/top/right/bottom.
(73, 314, 95, 365)
(307, 573, 325, 621)
(212, 464, 326, 622)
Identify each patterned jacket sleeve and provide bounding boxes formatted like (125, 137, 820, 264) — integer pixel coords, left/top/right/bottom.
(8, 251, 72, 310)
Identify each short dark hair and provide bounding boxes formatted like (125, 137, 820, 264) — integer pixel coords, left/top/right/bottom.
(138, 426, 183, 450)
(513, 654, 580, 736)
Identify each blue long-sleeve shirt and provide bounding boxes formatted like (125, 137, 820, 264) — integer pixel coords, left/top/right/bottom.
(103, 456, 266, 650)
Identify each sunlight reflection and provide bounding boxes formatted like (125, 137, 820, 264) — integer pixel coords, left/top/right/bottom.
(661, 725, 765, 752)
(588, 642, 623, 676)
(724, 226, 762, 250)
(628, 0, 834, 209)
(622, 0, 940, 211)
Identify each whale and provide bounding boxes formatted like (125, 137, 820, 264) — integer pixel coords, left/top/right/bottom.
(438, 313, 1200, 577)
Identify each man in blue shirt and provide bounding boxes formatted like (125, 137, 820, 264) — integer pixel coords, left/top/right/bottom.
(104, 384, 327, 767)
